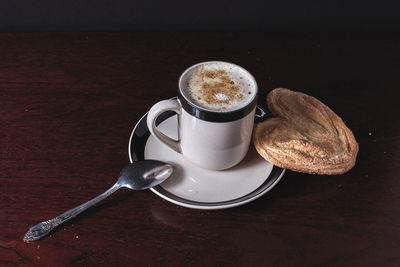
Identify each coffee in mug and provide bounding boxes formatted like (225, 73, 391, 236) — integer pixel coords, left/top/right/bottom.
(147, 61, 258, 170)
(183, 62, 256, 111)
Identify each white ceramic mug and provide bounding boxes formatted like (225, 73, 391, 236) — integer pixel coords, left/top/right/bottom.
(147, 61, 258, 170)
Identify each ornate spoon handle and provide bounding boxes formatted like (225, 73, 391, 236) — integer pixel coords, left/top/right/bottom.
(24, 183, 120, 242)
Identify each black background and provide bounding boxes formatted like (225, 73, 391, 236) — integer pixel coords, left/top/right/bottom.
(1, 0, 400, 31)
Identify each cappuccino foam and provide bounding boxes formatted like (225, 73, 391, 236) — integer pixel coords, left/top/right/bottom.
(184, 63, 256, 112)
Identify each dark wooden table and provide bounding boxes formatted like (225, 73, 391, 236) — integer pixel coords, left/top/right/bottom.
(1, 32, 399, 266)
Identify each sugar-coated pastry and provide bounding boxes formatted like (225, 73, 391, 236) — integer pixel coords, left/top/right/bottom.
(253, 88, 358, 175)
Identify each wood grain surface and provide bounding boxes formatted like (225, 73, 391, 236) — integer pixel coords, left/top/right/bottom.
(1, 32, 399, 266)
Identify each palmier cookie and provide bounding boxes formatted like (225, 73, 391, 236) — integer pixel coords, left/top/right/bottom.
(253, 88, 358, 175)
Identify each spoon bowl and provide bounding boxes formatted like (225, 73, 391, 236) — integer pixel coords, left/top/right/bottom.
(23, 160, 173, 242)
(118, 160, 173, 190)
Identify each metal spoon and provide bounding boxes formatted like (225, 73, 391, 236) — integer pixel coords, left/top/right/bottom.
(23, 160, 173, 242)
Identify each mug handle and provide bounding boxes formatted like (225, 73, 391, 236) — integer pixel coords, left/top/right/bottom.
(146, 98, 182, 153)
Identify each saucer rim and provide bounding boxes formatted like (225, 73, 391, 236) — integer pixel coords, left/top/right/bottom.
(128, 104, 285, 210)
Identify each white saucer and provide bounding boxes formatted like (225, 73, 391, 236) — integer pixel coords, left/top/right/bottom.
(128, 107, 285, 210)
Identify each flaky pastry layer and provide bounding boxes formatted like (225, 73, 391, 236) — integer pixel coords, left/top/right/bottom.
(253, 88, 358, 175)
